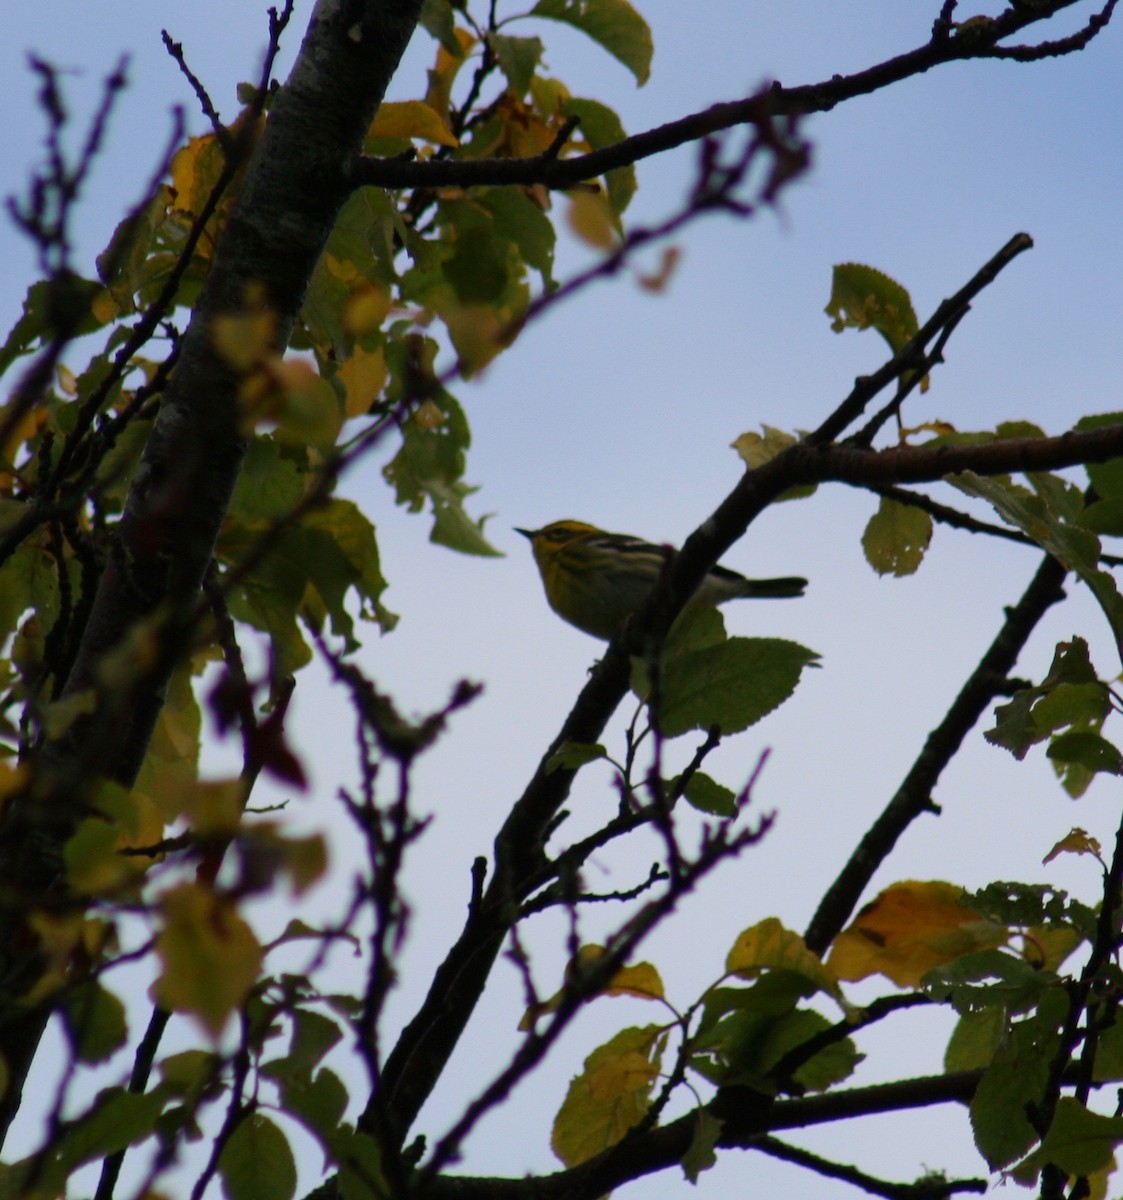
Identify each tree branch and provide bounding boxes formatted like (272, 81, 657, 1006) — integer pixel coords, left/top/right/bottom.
(348, 1, 1114, 193)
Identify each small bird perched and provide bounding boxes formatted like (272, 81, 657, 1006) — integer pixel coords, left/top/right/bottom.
(516, 519, 807, 640)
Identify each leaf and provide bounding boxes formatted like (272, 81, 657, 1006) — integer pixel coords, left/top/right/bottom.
(654, 636, 819, 738)
(1043, 828, 1103, 865)
(219, 1113, 297, 1200)
(333, 1126, 390, 1200)
(673, 770, 737, 816)
(952, 472, 1123, 665)
(827, 881, 1007, 988)
(279, 1067, 349, 1156)
(1076, 412, 1123, 498)
(489, 33, 544, 96)
(1047, 731, 1123, 777)
(367, 100, 457, 147)
(419, 0, 461, 56)
(228, 436, 304, 523)
(922, 948, 1053, 1015)
(971, 1007, 1059, 1169)
(567, 190, 617, 249)
(551, 1025, 663, 1166)
(862, 497, 933, 576)
(945, 1006, 1004, 1072)
(61, 981, 128, 1064)
(681, 1110, 722, 1183)
(1013, 1097, 1123, 1182)
(520, 946, 664, 1030)
(546, 741, 607, 772)
(605, 960, 665, 1001)
(54, 1087, 166, 1170)
(730, 425, 816, 501)
(561, 97, 636, 215)
(152, 882, 264, 1037)
(531, 0, 653, 85)
(382, 392, 501, 556)
(726, 918, 842, 1003)
(825, 263, 920, 356)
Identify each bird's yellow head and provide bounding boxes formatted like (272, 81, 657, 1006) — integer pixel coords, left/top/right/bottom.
(514, 521, 600, 569)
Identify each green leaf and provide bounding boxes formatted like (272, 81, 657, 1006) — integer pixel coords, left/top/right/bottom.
(1078, 495, 1123, 536)
(289, 1010, 343, 1074)
(862, 497, 933, 576)
(219, 1113, 297, 1200)
(759, 1009, 862, 1092)
(1092, 1019, 1123, 1083)
(546, 741, 607, 772)
(419, 0, 461, 55)
(825, 264, 920, 355)
(530, 0, 653, 85)
(561, 97, 636, 215)
(970, 1001, 1063, 1168)
(443, 227, 511, 304)
(945, 1007, 1004, 1072)
(1047, 730, 1123, 776)
(62, 981, 128, 1064)
(674, 770, 737, 816)
(986, 690, 1039, 759)
(1075, 412, 1123, 497)
(0, 276, 109, 377)
(681, 1110, 722, 1184)
(953, 472, 1123, 662)
(922, 949, 1053, 1015)
(280, 1067, 349, 1151)
(382, 392, 501, 557)
(1014, 1096, 1123, 1181)
(489, 33, 544, 96)
(332, 1126, 390, 1200)
(58, 1087, 166, 1168)
(228, 437, 304, 523)
(477, 187, 557, 288)
(654, 636, 819, 738)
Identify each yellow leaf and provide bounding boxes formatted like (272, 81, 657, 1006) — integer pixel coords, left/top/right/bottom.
(66, 784, 164, 894)
(731, 425, 799, 471)
(445, 305, 509, 376)
(413, 398, 445, 431)
(605, 961, 665, 1002)
(240, 357, 343, 451)
(91, 289, 120, 326)
(179, 778, 246, 836)
(827, 881, 1007, 988)
(726, 917, 842, 1002)
(152, 882, 263, 1037)
(24, 913, 116, 1001)
(211, 310, 277, 371)
(551, 1026, 662, 1167)
(338, 345, 388, 418)
(57, 364, 78, 396)
(426, 28, 476, 124)
(519, 946, 664, 1031)
(341, 284, 392, 336)
(367, 101, 458, 147)
(1043, 827, 1103, 865)
(567, 190, 617, 249)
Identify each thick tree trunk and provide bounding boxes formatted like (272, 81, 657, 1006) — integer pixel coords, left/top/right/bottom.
(0, 0, 425, 1146)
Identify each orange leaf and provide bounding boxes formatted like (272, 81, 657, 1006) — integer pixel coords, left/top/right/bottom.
(827, 880, 1007, 988)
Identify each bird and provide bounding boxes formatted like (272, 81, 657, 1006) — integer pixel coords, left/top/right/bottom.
(516, 519, 806, 640)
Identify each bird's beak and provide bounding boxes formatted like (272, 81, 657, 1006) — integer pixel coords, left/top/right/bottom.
(514, 527, 535, 539)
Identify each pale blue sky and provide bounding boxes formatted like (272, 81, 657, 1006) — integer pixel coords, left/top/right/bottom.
(2, 3, 1122, 1197)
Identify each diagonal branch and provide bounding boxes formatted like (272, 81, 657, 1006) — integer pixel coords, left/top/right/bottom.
(348, 1, 1115, 193)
